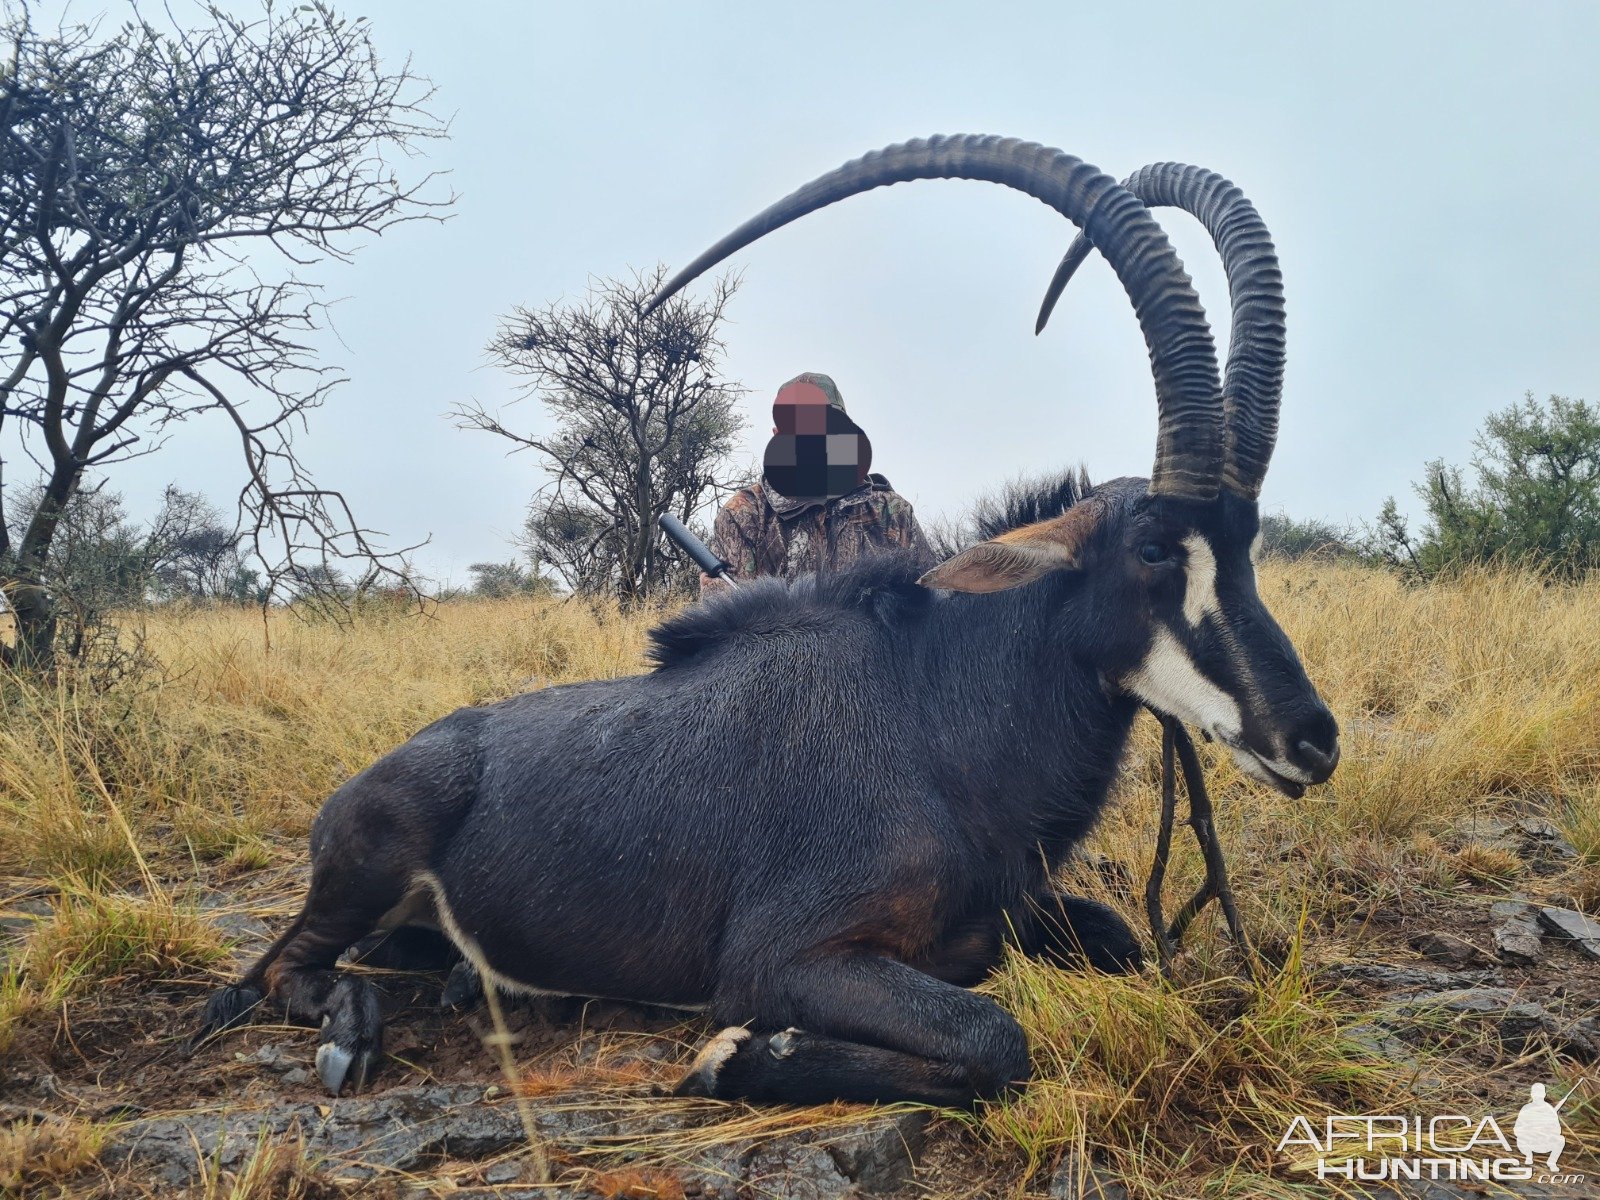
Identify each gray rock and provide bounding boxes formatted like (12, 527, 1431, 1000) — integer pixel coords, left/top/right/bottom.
(104, 1086, 932, 1195)
(1343, 1021, 1422, 1065)
(1491, 901, 1544, 963)
(1321, 962, 1498, 994)
(483, 1159, 525, 1184)
(0, 914, 39, 942)
(1463, 816, 1580, 876)
(1408, 932, 1492, 967)
(428, 1188, 583, 1200)
(529, 1097, 699, 1146)
(738, 1111, 931, 1199)
(1544, 1014, 1600, 1061)
(334, 1086, 521, 1162)
(0, 895, 53, 954)
(236, 1042, 311, 1078)
(4, 894, 56, 917)
(1395, 986, 1519, 1015)
(106, 1105, 317, 1188)
(1508, 819, 1581, 875)
(1458, 816, 1512, 842)
(671, 1144, 748, 1200)
(1383, 988, 1599, 1061)
(104, 1084, 527, 1186)
(1390, 988, 1547, 1048)
(745, 1142, 855, 1200)
(1537, 906, 1600, 960)
(1490, 900, 1535, 917)
(1514, 817, 1579, 853)
(822, 1111, 929, 1193)
(211, 910, 274, 946)
(1047, 1151, 1131, 1199)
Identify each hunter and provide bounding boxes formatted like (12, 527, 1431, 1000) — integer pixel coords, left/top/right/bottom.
(701, 372, 934, 594)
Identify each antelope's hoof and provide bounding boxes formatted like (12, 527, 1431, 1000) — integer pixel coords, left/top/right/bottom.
(189, 983, 265, 1052)
(441, 960, 484, 1011)
(315, 977, 384, 1095)
(673, 1026, 752, 1097)
(768, 1027, 803, 1059)
(315, 1026, 381, 1095)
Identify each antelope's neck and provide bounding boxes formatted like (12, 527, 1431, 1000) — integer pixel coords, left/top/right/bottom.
(912, 586, 1139, 863)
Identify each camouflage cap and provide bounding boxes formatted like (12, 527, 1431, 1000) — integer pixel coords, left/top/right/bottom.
(780, 372, 846, 413)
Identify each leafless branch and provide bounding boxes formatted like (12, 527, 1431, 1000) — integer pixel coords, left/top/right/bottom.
(455, 267, 745, 604)
(0, 2, 451, 670)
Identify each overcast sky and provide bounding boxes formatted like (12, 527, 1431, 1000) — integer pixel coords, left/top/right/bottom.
(23, 0, 1600, 585)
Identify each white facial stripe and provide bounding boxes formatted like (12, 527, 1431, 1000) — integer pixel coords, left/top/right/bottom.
(1231, 748, 1285, 788)
(1249, 530, 1264, 565)
(1123, 628, 1242, 742)
(1180, 535, 1220, 629)
(1243, 750, 1315, 784)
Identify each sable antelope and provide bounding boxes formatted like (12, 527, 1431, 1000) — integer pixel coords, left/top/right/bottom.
(196, 135, 1338, 1106)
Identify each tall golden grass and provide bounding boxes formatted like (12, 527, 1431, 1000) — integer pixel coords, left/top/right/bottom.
(2, 562, 1597, 1194)
(0, 594, 661, 880)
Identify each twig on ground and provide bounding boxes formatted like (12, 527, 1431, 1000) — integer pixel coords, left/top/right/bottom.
(480, 982, 552, 1183)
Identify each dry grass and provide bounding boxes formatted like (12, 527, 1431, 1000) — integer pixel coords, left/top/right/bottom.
(0, 594, 659, 882)
(193, 1130, 333, 1200)
(19, 887, 226, 1000)
(586, 1167, 689, 1199)
(0, 1115, 109, 1197)
(977, 934, 1395, 1186)
(0, 967, 31, 1059)
(1560, 782, 1600, 864)
(514, 1056, 667, 1098)
(1450, 841, 1523, 884)
(2, 564, 1599, 1196)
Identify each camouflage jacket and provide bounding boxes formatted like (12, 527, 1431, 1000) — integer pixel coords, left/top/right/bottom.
(701, 474, 934, 595)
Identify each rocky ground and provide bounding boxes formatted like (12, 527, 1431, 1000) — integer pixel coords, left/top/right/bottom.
(3, 815, 1598, 1198)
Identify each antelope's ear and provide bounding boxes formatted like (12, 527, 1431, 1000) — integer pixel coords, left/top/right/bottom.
(917, 502, 1105, 594)
(918, 541, 1076, 593)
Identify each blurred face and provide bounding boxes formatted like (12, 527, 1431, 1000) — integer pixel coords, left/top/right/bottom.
(763, 380, 871, 502)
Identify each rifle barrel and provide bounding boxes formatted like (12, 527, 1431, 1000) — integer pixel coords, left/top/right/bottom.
(658, 514, 734, 582)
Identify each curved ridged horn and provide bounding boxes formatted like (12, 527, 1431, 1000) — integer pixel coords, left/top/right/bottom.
(646, 135, 1224, 501)
(1035, 163, 1284, 498)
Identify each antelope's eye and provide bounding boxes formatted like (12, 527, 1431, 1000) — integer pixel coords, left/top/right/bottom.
(1138, 541, 1172, 565)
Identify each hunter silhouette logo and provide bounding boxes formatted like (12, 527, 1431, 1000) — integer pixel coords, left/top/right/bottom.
(1514, 1083, 1566, 1171)
(1278, 1080, 1586, 1186)
(762, 376, 871, 503)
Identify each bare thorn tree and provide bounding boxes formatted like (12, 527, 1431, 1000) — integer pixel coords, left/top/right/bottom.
(457, 267, 746, 605)
(0, 2, 452, 671)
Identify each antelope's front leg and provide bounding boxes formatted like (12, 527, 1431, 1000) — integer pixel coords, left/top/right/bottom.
(1010, 891, 1144, 974)
(677, 953, 1031, 1107)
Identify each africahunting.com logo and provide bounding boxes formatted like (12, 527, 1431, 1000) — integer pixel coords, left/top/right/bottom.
(1278, 1082, 1587, 1187)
